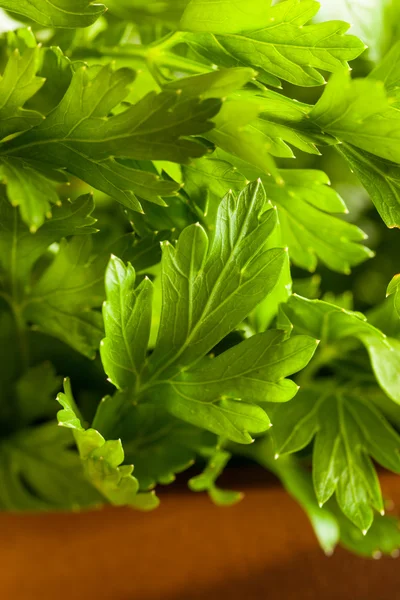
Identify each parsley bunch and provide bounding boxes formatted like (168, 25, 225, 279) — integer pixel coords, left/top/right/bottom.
(0, 0, 400, 558)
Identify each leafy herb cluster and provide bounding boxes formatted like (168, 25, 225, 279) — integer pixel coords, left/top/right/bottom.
(0, 0, 400, 558)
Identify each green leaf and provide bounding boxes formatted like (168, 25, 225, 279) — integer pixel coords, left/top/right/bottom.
(26, 47, 73, 115)
(163, 392, 270, 444)
(188, 449, 243, 506)
(0, 46, 44, 141)
(269, 386, 400, 532)
(183, 0, 366, 87)
(106, 0, 188, 26)
(0, 0, 106, 28)
(94, 398, 214, 490)
(247, 437, 340, 555)
(148, 180, 285, 373)
(164, 330, 318, 406)
(338, 143, 400, 229)
(0, 422, 101, 510)
(310, 71, 400, 163)
(181, 0, 275, 34)
(0, 191, 97, 295)
(0, 156, 64, 231)
(15, 362, 61, 426)
(184, 158, 371, 273)
(368, 40, 400, 109)
(101, 256, 153, 390)
(387, 274, 400, 317)
(280, 295, 400, 404)
(249, 89, 335, 158)
(23, 237, 104, 358)
(206, 98, 278, 176)
(57, 379, 159, 509)
(100, 181, 290, 442)
(0, 63, 220, 212)
(164, 67, 256, 99)
(264, 169, 373, 273)
(159, 329, 317, 442)
(182, 156, 247, 226)
(339, 513, 400, 558)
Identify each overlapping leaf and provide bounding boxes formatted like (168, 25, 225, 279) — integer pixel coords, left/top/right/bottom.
(0, 46, 44, 141)
(101, 181, 317, 443)
(247, 436, 400, 557)
(183, 158, 371, 274)
(280, 295, 400, 404)
(310, 71, 400, 164)
(263, 170, 373, 273)
(23, 237, 104, 358)
(368, 40, 400, 108)
(182, 0, 366, 87)
(338, 144, 400, 229)
(0, 0, 106, 28)
(0, 62, 221, 223)
(57, 379, 158, 509)
(269, 385, 400, 532)
(93, 397, 214, 491)
(0, 191, 96, 294)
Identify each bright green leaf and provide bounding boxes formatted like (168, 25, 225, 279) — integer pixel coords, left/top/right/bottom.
(0, 46, 44, 141)
(181, 0, 275, 33)
(387, 274, 400, 317)
(310, 71, 400, 163)
(264, 170, 373, 273)
(0, 0, 106, 28)
(280, 295, 400, 403)
(184, 0, 366, 87)
(188, 448, 243, 506)
(0, 63, 220, 212)
(338, 143, 400, 229)
(57, 379, 159, 509)
(101, 256, 153, 390)
(269, 386, 400, 532)
(148, 180, 285, 373)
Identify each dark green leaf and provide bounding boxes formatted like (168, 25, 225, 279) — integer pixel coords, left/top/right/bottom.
(0, 422, 101, 510)
(23, 237, 104, 358)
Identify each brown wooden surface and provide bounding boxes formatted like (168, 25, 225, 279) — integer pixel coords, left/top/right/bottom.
(2, 470, 400, 600)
